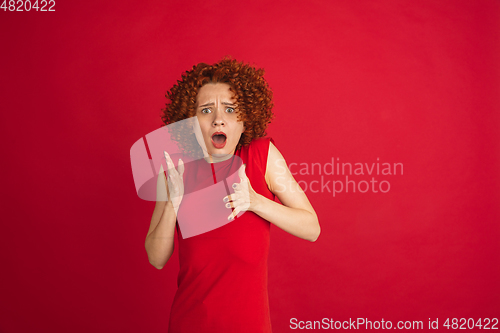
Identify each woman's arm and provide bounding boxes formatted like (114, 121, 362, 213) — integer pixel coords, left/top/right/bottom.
(145, 198, 176, 269)
(225, 143, 320, 242)
(145, 153, 184, 269)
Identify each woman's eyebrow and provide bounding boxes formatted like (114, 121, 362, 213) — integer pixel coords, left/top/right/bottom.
(198, 102, 236, 108)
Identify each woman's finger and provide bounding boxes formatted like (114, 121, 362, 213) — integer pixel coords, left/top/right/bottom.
(164, 152, 178, 176)
(228, 197, 244, 208)
(228, 207, 241, 221)
(229, 205, 248, 220)
(164, 151, 176, 174)
(232, 183, 239, 190)
(238, 164, 247, 182)
(223, 194, 238, 203)
(234, 206, 246, 218)
(177, 159, 184, 177)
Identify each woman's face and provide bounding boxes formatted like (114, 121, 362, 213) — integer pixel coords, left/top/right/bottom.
(194, 83, 245, 159)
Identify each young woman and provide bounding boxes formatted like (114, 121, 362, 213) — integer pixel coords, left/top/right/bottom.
(145, 58, 320, 332)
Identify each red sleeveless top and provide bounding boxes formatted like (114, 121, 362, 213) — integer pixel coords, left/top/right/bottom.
(168, 137, 275, 333)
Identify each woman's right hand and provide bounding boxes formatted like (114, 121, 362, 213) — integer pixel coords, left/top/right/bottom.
(163, 151, 185, 215)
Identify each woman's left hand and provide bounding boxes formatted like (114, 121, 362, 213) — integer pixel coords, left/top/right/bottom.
(223, 164, 261, 221)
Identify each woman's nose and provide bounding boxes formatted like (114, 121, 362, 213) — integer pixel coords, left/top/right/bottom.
(212, 110, 225, 126)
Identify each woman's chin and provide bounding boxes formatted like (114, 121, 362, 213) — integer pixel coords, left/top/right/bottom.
(207, 145, 236, 160)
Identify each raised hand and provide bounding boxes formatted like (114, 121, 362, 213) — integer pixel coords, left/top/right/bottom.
(223, 164, 261, 221)
(163, 151, 184, 215)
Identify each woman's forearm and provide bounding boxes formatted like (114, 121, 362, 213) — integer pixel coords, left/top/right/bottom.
(252, 195, 320, 242)
(145, 201, 177, 269)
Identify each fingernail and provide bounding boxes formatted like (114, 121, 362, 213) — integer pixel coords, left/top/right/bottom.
(223, 197, 228, 202)
(226, 203, 231, 208)
(232, 184, 237, 189)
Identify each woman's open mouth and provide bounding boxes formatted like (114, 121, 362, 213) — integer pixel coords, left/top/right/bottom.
(211, 132, 227, 149)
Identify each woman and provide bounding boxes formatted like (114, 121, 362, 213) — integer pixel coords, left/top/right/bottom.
(145, 58, 320, 332)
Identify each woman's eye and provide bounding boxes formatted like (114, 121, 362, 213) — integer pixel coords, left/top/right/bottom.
(226, 107, 235, 113)
(201, 108, 211, 114)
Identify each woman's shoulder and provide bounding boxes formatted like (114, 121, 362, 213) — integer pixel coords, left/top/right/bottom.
(237, 137, 275, 173)
(246, 137, 275, 151)
(239, 137, 275, 160)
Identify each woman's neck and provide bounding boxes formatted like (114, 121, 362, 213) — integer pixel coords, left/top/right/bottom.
(204, 153, 234, 164)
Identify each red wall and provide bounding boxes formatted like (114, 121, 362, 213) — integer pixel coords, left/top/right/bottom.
(1, 1, 498, 332)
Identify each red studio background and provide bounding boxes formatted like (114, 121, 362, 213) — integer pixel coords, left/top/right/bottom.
(0, 1, 498, 332)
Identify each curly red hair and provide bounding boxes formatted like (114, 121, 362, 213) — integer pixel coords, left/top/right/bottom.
(161, 58, 274, 156)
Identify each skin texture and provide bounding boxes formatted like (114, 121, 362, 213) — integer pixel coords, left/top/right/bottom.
(194, 83, 245, 161)
(145, 83, 320, 269)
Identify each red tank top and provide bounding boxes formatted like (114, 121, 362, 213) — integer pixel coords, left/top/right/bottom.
(168, 137, 275, 333)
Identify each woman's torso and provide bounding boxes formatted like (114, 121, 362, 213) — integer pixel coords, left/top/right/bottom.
(168, 137, 275, 333)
